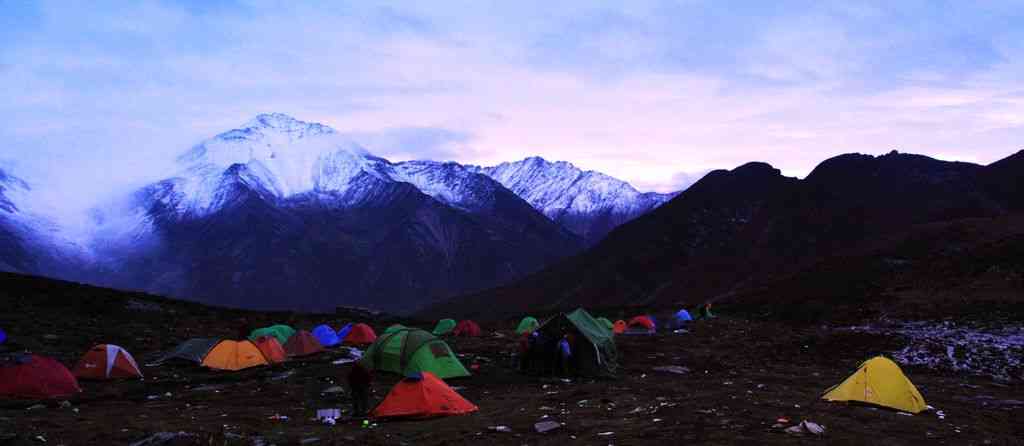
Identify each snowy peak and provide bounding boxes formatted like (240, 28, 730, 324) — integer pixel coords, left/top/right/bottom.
(163, 114, 399, 215)
(468, 157, 675, 243)
(0, 168, 30, 214)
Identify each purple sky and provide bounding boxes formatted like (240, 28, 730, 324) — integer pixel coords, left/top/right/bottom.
(2, 1, 1023, 210)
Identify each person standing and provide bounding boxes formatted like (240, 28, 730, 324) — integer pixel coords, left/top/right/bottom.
(347, 362, 373, 418)
(558, 334, 573, 377)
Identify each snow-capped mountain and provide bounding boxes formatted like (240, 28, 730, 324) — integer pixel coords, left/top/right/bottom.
(469, 157, 676, 245)
(0, 168, 88, 277)
(88, 113, 582, 312)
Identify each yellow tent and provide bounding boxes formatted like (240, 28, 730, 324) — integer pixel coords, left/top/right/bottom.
(201, 340, 270, 371)
(821, 356, 927, 413)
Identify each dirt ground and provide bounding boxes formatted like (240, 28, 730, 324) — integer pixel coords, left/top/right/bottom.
(2, 303, 1023, 446)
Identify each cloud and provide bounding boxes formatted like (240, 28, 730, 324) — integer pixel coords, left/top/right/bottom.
(344, 126, 479, 162)
(1, 0, 1023, 210)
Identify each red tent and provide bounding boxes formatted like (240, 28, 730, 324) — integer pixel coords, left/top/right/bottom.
(283, 330, 324, 357)
(253, 336, 288, 363)
(73, 344, 143, 380)
(0, 355, 81, 399)
(452, 320, 482, 337)
(628, 315, 655, 331)
(372, 372, 478, 419)
(613, 320, 627, 335)
(343, 323, 377, 345)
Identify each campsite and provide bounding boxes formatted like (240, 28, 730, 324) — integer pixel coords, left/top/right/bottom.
(1, 273, 1022, 445)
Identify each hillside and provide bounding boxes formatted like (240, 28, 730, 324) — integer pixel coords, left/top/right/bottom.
(1, 272, 1021, 444)
(427, 151, 1024, 320)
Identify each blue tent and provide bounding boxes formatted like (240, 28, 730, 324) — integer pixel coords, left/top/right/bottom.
(675, 309, 693, 322)
(336, 323, 353, 341)
(0, 328, 6, 345)
(312, 324, 341, 347)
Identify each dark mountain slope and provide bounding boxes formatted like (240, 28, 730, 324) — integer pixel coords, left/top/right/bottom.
(428, 150, 1024, 320)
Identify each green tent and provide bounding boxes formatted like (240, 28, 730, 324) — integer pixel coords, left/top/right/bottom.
(432, 319, 456, 336)
(515, 316, 540, 335)
(534, 308, 618, 377)
(360, 328, 470, 379)
(596, 317, 615, 333)
(383, 324, 408, 335)
(249, 324, 295, 345)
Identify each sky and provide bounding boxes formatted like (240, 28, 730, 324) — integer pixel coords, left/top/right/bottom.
(3, 0, 1024, 208)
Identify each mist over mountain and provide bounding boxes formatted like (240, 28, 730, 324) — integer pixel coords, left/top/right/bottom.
(0, 114, 675, 313)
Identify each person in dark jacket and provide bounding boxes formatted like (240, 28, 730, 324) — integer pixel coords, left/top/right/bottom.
(347, 362, 374, 418)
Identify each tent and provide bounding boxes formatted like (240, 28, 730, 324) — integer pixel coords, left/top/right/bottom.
(0, 328, 6, 345)
(453, 320, 482, 337)
(596, 317, 615, 333)
(201, 340, 270, 371)
(0, 355, 81, 399)
(613, 320, 627, 335)
(625, 315, 656, 334)
(337, 323, 353, 341)
(344, 323, 378, 345)
(515, 317, 539, 335)
(312, 324, 341, 347)
(383, 324, 408, 335)
(372, 371, 478, 419)
(361, 328, 470, 379)
(284, 330, 325, 357)
(73, 344, 143, 380)
(675, 309, 693, 322)
(253, 336, 287, 364)
(822, 356, 928, 413)
(432, 319, 456, 336)
(248, 325, 295, 345)
(529, 308, 618, 377)
(665, 309, 693, 330)
(152, 338, 221, 365)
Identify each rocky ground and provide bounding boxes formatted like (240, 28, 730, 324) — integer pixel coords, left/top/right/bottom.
(1, 274, 1023, 445)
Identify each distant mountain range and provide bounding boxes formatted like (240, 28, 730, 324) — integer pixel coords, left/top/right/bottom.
(426, 149, 1024, 320)
(468, 158, 674, 245)
(0, 114, 675, 312)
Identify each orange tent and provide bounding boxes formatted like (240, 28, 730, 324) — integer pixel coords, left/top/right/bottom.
(343, 323, 377, 345)
(372, 371, 478, 419)
(284, 330, 324, 357)
(452, 320, 482, 337)
(73, 344, 143, 380)
(613, 320, 627, 334)
(201, 340, 270, 371)
(253, 336, 287, 364)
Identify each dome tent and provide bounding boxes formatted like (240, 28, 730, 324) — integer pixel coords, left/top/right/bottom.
(625, 315, 656, 335)
(515, 317, 539, 335)
(201, 340, 270, 371)
(526, 308, 619, 377)
(253, 336, 287, 364)
(344, 323, 378, 345)
(249, 325, 295, 345)
(151, 338, 221, 365)
(822, 356, 927, 413)
(360, 328, 470, 379)
(0, 355, 81, 399)
(372, 371, 478, 419)
(453, 320, 482, 337)
(312, 324, 341, 347)
(432, 319, 456, 336)
(73, 344, 143, 380)
(284, 330, 324, 357)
